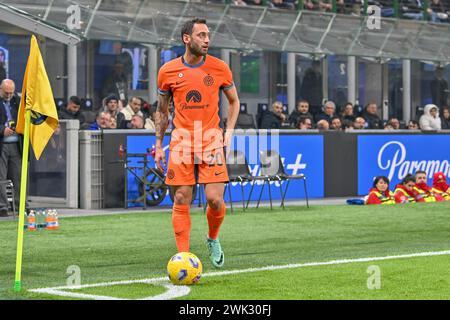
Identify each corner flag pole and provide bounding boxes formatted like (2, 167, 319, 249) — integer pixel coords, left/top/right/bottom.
(14, 109, 31, 292)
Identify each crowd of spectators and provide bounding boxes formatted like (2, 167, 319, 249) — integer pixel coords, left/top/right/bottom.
(254, 98, 450, 131)
(58, 94, 157, 131)
(208, 0, 450, 23)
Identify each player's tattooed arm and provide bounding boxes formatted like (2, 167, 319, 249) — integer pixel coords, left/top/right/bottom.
(154, 93, 171, 171)
(155, 93, 171, 147)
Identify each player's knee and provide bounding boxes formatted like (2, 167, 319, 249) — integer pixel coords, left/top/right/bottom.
(173, 189, 192, 205)
(207, 197, 223, 210)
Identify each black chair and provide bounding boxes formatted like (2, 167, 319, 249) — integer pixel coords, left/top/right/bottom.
(54, 98, 66, 111)
(246, 150, 309, 210)
(81, 98, 94, 111)
(225, 150, 254, 213)
(256, 103, 269, 128)
(1, 180, 16, 217)
(235, 114, 256, 129)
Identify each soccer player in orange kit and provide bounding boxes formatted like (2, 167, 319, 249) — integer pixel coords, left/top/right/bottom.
(154, 18, 240, 268)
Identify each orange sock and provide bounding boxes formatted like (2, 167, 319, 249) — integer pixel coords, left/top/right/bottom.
(172, 204, 191, 252)
(206, 201, 226, 240)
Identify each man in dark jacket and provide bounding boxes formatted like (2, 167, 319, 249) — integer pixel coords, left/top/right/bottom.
(362, 102, 384, 129)
(431, 67, 448, 109)
(58, 96, 85, 123)
(288, 100, 314, 128)
(300, 60, 323, 118)
(260, 101, 286, 129)
(0, 79, 22, 216)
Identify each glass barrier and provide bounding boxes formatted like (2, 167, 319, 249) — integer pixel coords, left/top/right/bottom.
(29, 121, 68, 198)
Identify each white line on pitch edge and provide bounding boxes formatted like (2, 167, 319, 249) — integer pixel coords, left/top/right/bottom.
(28, 249, 450, 300)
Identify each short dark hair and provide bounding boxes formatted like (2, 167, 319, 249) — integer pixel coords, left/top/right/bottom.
(297, 115, 312, 127)
(401, 174, 415, 185)
(373, 176, 389, 188)
(415, 170, 427, 177)
(181, 18, 207, 44)
(69, 96, 81, 106)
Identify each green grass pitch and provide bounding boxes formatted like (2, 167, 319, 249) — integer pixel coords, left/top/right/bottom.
(1, 202, 450, 300)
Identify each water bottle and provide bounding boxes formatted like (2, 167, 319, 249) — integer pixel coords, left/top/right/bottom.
(27, 211, 36, 231)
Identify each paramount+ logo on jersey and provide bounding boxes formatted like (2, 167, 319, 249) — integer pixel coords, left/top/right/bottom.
(186, 90, 202, 103)
(180, 90, 209, 110)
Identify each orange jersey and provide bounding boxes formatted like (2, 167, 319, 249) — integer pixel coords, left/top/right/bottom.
(158, 55, 234, 152)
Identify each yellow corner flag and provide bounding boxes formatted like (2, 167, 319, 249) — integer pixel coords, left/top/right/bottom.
(16, 35, 59, 160)
(14, 35, 59, 292)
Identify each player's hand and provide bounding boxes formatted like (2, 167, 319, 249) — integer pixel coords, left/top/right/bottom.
(223, 129, 233, 159)
(154, 146, 167, 172)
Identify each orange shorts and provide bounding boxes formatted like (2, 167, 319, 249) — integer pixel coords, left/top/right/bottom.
(165, 147, 229, 185)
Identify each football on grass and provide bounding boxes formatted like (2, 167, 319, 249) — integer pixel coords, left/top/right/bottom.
(167, 252, 202, 285)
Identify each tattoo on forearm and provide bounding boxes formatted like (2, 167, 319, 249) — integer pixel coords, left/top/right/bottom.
(155, 95, 170, 141)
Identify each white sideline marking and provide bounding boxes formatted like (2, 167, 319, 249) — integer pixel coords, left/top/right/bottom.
(29, 249, 450, 300)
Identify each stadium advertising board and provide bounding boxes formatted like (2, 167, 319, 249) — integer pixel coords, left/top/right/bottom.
(358, 135, 450, 196)
(126, 132, 324, 206)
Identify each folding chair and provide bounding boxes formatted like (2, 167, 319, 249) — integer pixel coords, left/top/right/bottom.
(246, 150, 309, 210)
(225, 150, 254, 213)
(1, 180, 16, 217)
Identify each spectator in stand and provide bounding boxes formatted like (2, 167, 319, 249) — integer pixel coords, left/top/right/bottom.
(384, 123, 394, 130)
(0, 49, 7, 83)
(432, 171, 450, 200)
(407, 120, 420, 130)
(270, 0, 295, 9)
(260, 101, 286, 129)
(394, 174, 418, 204)
(101, 61, 129, 107)
(428, 0, 449, 22)
(440, 106, 450, 129)
(366, 176, 395, 205)
(315, 100, 336, 124)
(431, 66, 448, 108)
(362, 102, 383, 129)
(318, 0, 345, 13)
(288, 100, 313, 127)
(109, 116, 117, 129)
(103, 94, 120, 120)
(89, 111, 111, 130)
(401, 0, 425, 20)
(130, 114, 145, 129)
(296, 116, 313, 130)
(330, 116, 343, 130)
(117, 96, 144, 129)
(316, 119, 330, 131)
(303, 0, 316, 10)
(300, 60, 323, 118)
(353, 116, 366, 129)
(233, 0, 247, 5)
(58, 96, 85, 123)
(342, 119, 354, 131)
(387, 117, 401, 130)
(341, 102, 356, 123)
(419, 104, 441, 130)
(413, 170, 444, 202)
(244, 0, 263, 5)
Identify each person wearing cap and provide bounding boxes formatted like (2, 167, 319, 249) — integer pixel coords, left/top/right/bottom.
(419, 104, 442, 130)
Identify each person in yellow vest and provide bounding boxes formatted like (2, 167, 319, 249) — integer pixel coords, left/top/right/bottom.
(394, 174, 417, 204)
(432, 171, 450, 201)
(366, 176, 395, 205)
(413, 170, 444, 202)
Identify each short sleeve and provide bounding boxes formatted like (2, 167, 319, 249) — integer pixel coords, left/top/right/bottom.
(157, 66, 171, 96)
(221, 63, 234, 91)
